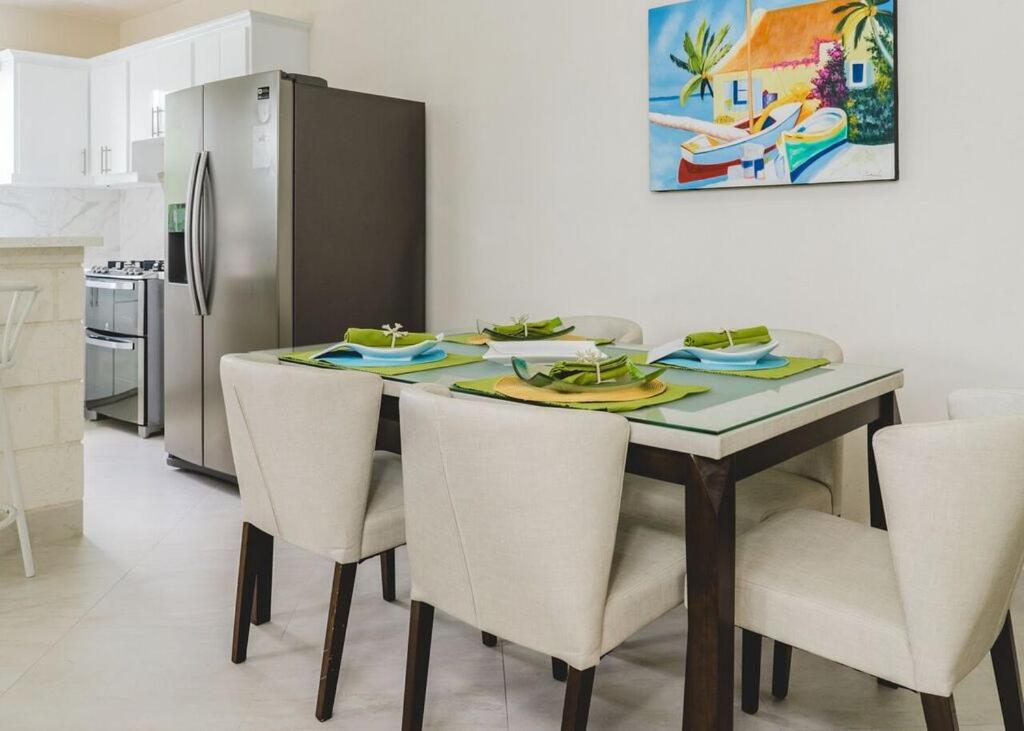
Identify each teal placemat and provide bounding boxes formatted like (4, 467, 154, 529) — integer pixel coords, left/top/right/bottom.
(452, 376, 709, 413)
(280, 349, 482, 376)
(630, 353, 828, 380)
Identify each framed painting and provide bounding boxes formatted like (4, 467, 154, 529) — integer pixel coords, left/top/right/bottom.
(648, 0, 898, 191)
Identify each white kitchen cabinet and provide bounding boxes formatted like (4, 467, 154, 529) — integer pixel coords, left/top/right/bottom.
(0, 12, 310, 187)
(129, 39, 192, 142)
(0, 51, 90, 186)
(90, 61, 128, 176)
(193, 25, 249, 86)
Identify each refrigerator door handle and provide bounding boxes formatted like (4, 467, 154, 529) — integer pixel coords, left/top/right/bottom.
(192, 151, 210, 316)
(184, 152, 202, 315)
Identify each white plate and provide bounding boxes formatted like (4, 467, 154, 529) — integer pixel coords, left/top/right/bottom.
(312, 334, 444, 361)
(682, 339, 779, 366)
(483, 340, 598, 365)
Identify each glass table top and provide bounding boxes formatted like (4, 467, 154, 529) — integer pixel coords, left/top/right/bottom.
(307, 339, 902, 437)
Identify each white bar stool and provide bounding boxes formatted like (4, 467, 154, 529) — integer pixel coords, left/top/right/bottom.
(0, 281, 39, 578)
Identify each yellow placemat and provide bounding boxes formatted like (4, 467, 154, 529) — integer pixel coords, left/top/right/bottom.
(495, 376, 667, 404)
(452, 376, 709, 413)
(446, 333, 614, 346)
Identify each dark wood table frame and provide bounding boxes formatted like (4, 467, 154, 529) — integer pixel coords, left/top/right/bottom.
(375, 388, 901, 730)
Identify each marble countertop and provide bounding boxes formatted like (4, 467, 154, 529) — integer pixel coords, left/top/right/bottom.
(0, 237, 102, 249)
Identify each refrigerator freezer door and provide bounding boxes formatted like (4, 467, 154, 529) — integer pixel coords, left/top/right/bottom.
(200, 72, 289, 476)
(163, 85, 205, 467)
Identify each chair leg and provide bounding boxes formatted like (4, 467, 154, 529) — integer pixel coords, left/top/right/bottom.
(920, 693, 959, 731)
(402, 600, 435, 731)
(250, 532, 273, 626)
(552, 657, 568, 682)
(741, 630, 762, 714)
(991, 612, 1024, 731)
(232, 522, 272, 663)
(315, 562, 358, 722)
(561, 666, 596, 731)
(481, 632, 497, 647)
(381, 548, 396, 602)
(0, 385, 34, 578)
(772, 641, 792, 700)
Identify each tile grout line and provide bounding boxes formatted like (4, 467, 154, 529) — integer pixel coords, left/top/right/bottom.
(0, 485, 210, 701)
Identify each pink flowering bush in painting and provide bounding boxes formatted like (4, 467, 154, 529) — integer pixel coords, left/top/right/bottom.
(811, 43, 848, 108)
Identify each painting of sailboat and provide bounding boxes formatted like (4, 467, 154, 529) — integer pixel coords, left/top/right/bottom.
(648, 0, 898, 191)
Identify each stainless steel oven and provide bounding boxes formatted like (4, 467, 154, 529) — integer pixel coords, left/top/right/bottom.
(84, 261, 165, 437)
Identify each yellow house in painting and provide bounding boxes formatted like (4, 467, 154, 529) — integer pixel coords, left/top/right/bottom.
(712, 0, 877, 122)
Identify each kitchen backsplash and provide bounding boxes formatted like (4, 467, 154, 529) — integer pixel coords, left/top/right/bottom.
(0, 186, 165, 266)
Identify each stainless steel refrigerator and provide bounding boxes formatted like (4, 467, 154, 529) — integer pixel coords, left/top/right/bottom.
(163, 71, 425, 480)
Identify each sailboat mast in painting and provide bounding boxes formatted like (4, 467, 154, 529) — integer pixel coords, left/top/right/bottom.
(648, 0, 898, 191)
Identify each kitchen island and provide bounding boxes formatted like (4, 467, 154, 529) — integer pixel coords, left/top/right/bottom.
(0, 237, 99, 554)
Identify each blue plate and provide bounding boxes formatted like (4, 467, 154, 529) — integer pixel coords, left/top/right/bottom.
(658, 355, 789, 372)
(320, 349, 447, 368)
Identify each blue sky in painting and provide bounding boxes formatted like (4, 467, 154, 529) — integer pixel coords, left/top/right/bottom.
(648, 0, 894, 99)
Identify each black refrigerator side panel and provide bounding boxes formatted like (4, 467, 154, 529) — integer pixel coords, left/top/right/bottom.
(292, 85, 426, 347)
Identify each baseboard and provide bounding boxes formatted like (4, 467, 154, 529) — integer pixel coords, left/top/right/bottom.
(0, 500, 82, 555)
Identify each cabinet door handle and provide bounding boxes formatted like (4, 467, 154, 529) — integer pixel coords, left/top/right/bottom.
(81, 148, 87, 175)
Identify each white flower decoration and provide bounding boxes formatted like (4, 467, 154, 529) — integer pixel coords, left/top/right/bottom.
(575, 346, 610, 383)
(512, 314, 530, 337)
(381, 322, 407, 348)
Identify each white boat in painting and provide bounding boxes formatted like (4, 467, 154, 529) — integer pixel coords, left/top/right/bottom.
(675, 101, 802, 184)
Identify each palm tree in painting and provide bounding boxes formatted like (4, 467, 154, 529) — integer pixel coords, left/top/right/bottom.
(833, 0, 894, 69)
(669, 20, 733, 105)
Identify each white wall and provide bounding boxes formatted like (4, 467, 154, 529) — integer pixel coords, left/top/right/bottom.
(0, 5, 119, 57)
(119, 0, 1023, 427)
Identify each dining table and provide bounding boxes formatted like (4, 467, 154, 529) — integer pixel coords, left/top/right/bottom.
(255, 337, 904, 730)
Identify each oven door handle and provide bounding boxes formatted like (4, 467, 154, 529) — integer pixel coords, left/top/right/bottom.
(183, 151, 202, 316)
(86, 279, 136, 291)
(86, 334, 135, 351)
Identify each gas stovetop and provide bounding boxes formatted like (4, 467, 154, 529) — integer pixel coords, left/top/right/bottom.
(87, 260, 165, 280)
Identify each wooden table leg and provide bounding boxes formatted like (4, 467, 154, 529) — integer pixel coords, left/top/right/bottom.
(683, 455, 737, 731)
(867, 392, 901, 531)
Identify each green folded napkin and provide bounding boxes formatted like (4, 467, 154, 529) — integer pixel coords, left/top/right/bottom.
(685, 326, 771, 351)
(489, 317, 564, 338)
(548, 355, 635, 385)
(344, 327, 436, 348)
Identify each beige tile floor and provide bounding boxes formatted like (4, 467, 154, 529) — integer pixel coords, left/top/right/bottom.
(0, 420, 1019, 730)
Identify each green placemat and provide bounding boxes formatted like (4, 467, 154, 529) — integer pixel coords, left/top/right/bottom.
(451, 376, 709, 413)
(280, 350, 482, 376)
(630, 353, 828, 380)
(444, 332, 615, 346)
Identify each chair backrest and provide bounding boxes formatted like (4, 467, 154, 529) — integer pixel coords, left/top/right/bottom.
(949, 388, 1024, 420)
(220, 354, 384, 563)
(771, 329, 845, 513)
(0, 281, 39, 370)
(400, 384, 630, 670)
(874, 417, 1024, 695)
(562, 315, 643, 345)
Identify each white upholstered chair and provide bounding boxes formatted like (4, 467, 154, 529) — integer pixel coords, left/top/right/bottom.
(220, 354, 405, 722)
(0, 281, 40, 578)
(949, 388, 1024, 420)
(398, 384, 686, 730)
(561, 315, 643, 345)
(736, 417, 1024, 730)
(621, 329, 844, 535)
